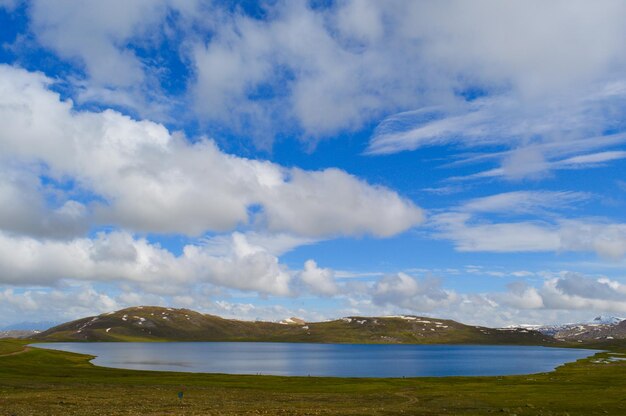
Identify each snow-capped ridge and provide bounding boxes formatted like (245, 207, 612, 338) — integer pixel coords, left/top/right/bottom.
(589, 316, 625, 325)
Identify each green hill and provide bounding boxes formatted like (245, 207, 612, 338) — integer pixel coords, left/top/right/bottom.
(34, 306, 555, 345)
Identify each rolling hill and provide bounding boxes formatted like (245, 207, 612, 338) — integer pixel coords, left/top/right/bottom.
(34, 306, 555, 345)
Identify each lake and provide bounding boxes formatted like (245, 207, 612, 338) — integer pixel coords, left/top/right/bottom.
(33, 342, 596, 377)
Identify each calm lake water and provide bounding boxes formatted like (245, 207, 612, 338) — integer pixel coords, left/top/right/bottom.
(33, 342, 596, 377)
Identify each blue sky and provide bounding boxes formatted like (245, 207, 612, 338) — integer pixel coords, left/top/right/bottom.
(1, 0, 626, 327)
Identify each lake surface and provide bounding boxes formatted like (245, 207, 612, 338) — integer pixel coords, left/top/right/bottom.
(33, 342, 596, 377)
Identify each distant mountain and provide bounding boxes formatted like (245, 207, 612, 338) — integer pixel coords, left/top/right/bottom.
(1, 321, 58, 331)
(0, 321, 57, 339)
(589, 316, 625, 325)
(34, 306, 554, 345)
(0, 329, 40, 339)
(518, 316, 626, 342)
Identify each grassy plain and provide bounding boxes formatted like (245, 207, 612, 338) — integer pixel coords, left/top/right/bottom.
(1, 338, 625, 415)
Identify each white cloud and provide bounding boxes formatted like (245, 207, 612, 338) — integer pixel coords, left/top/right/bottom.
(186, 232, 292, 296)
(20, 0, 204, 119)
(432, 213, 561, 252)
(460, 191, 588, 215)
(369, 91, 626, 180)
(371, 273, 457, 312)
(497, 282, 544, 310)
(559, 221, 626, 260)
(358, 2, 626, 178)
(0, 64, 423, 239)
(345, 272, 626, 326)
(4, 2, 626, 328)
(0, 166, 89, 239)
(494, 273, 626, 315)
(434, 213, 626, 258)
(5, 0, 625, 152)
(299, 260, 338, 296)
(259, 168, 423, 238)
(0, 63, 424, 324)
(0, 285, 119, 326)
(4, 260, 626, 328)
(0, 284, 333, 327)
(454, 145, 626, 181)
(29, 0, 158, 87)
(0, 230, 292, 296)
(432, 192, 626, 259)
(190, 1, 626, 150)
(200, 232, 316, 257)
(555, 151, 626, 167)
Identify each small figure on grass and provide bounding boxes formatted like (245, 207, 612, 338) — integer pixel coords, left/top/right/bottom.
(177, 385, 186, 405)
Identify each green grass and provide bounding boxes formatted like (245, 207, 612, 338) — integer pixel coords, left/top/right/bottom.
(2, 338, 626, 415)
(0, 339, 31, 355)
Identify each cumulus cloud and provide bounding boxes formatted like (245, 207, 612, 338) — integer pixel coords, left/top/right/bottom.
(495, 273, 626, 315)
(359, 3, 626, 178)
(4, 2, 626, 327)
(4, 259, 626, 328)
(298, 260, 338, 296)
(0, 284, 334, 328)
(29, 0, 158, 87)
(497, 282, 544, 310)
(0, 285, 119, 325)
(191, 0, 411, 144)
(190, 1, 626, 152)
(259, 168, 423, 238)
(200, 232, 316, 257)
(0, 64, 422, 239)
(0, 230, 293, 295)
(4, 0, 625, 155)
(559, 221, 626, 260)
(0, 167, 89, 239)
(371, 273, 457, 312)
(344, 272, 626, 326)
(22, 0, 202, 117)
(0, 63, 423, 323)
